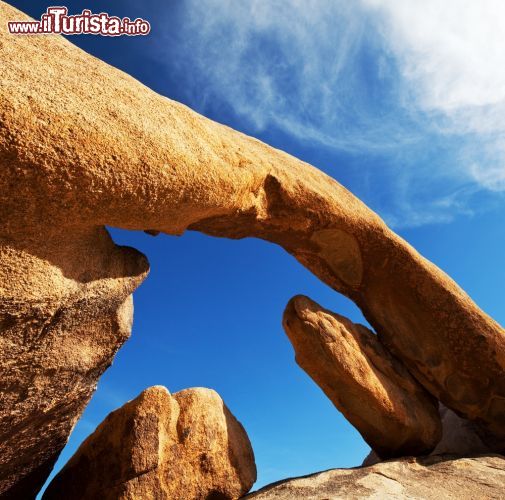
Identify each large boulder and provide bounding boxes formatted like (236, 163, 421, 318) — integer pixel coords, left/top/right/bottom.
(283, 295, 441, 458)
(245, 455, 505, 500)
(43, 386, 256, 500)
(1, 0, 504, 496)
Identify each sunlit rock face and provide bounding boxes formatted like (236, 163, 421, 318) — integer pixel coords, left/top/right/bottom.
(244, 455, 505, 500)
(1, 0, 504, 497)
(283, 295, 442, 459)
(43, 386, 256, 500)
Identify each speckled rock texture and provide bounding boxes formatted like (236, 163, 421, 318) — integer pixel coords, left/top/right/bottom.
(1, 1, 505, 497)
(245, 455, 505, 500)
(283, 295, 442, 458)
(43, 386, 256, 500)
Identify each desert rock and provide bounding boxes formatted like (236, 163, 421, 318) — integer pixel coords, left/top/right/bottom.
(245, 455, 505, 500)
(283, 295, 442, 458)
(1, 0, 505, 495)
(0, 228, 148, 498)
(43, 386, 256, 500)
(363, 403, 499, 466)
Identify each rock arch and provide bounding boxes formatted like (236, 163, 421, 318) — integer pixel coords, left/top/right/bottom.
(1, 2, 504, 497)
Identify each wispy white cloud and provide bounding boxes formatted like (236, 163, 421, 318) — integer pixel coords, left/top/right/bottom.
(166, 0, 414, 151)
(365, 0, 505, 111)
(365, 0, 505, 192)
(155, 0, 505, 226)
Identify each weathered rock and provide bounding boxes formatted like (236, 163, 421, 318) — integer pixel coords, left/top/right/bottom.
(1, 0, 505, 495)
(433, 405, 496, 456)
(283, 295, 442, 458)
(0, 228, 148, 498)
(363, 404, 497, 466)
(245, 455, 505, 500)
(43, 386, 256, 500)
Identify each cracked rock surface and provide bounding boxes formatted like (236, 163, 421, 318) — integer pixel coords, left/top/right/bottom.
(245, 455, 505, 500)
(43, 386, 256, 500)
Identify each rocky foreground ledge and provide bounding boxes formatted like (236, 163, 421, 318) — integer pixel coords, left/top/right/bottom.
(245, 455, 505, 500)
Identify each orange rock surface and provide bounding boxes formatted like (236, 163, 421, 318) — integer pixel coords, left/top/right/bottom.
(283, 295, 442, 458)
(43, 386, 256, 500)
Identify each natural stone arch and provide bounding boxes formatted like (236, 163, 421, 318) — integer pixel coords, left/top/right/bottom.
(1, 2, 504, 498)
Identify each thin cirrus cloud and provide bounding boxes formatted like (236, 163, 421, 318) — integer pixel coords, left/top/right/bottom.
(366, 0, 505, 192)
(157, 0, 504, 226)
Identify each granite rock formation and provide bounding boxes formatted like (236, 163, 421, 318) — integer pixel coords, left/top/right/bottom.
(43, 386, 256, 500)
(1, 1, 504, 497)
(244, 455, 505, 500)
(283, 295, 442, 459)
(0, 221, 148, 497)
(363, 404, 499, 466)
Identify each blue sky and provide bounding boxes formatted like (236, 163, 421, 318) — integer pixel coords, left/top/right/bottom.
(10, 0, 505, 494)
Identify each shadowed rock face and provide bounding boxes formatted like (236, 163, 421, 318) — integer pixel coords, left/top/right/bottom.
(283, 295, 442, 459)
(244, 455, 505, 500)
(43, 386, 256, 500)
(0, 225, 149, 498)
(363, 404, 500, 467)
(1, 1, 504, 496)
